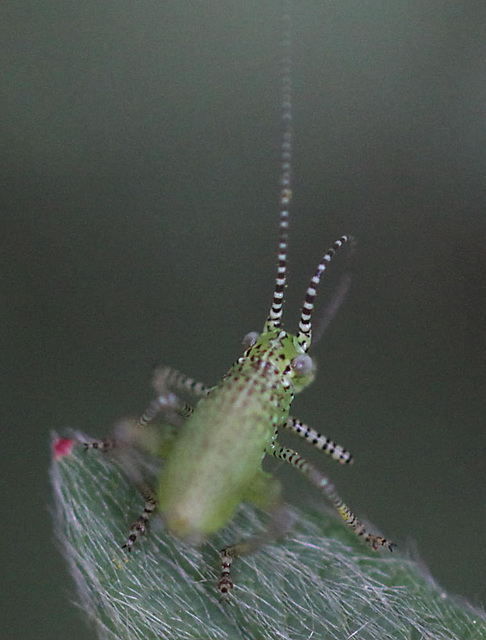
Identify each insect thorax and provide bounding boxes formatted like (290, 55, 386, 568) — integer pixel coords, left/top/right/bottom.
(227, 329, 316, 400)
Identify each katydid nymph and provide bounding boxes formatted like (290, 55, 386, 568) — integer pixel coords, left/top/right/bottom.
(84, 4, 394, 601)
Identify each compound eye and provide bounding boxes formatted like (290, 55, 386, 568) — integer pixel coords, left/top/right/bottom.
(242, 331, 259, 349)
(291, 354, 314, 376)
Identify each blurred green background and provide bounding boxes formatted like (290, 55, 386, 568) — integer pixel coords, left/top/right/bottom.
(2, 1, 485, 638)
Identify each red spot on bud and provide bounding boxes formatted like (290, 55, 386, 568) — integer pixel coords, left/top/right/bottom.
(53, 438, 75, 459)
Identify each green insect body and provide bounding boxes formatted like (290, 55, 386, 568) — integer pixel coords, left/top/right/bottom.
(86, 224, 393, 599)
(157, 330, 311, 543)
(85, 4, 394, 600)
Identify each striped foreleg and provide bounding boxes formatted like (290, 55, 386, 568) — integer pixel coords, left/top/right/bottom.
(270, 443, 394, 552)
(137, 392, 192, 429)
(153, 366, 213, 400)
(83, 438, 115, 453)
(283, 417, 353, 464)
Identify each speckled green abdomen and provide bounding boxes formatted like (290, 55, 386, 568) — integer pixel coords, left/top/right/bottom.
(157, 347, 292, 542)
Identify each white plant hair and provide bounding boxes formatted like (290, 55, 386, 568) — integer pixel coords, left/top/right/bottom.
(50, 431, 485, 640)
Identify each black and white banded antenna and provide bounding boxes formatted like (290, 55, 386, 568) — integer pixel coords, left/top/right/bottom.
(264, 0, 293, 333)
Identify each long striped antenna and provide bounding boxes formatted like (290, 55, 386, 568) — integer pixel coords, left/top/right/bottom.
(264, 1, 292, 332)
(297, 235, 354, 351)
(311, 236, 356, 345)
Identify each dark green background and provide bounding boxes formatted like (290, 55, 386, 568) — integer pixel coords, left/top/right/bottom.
(2, 1, 485, 638)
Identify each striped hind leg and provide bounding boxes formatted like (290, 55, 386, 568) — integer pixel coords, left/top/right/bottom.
(270, 443, 394, 552)
(122, 483, 158, 551)
(83, 433, 159, 550)
(218, 503, 292, 601)
(217, 472, 290, 600)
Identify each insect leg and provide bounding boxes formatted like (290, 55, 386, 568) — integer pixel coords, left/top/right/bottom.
(83, 424, 159, 550)
(137, 392, 192, 429)
(122, 482, 158, 551)
(270, 443, 394, 552)
(82, 390, 183, 455)
(283, 416, 353, 464)
(153, 366, 213, 399)
(83, 438, 115, 453)
(218, 502, 292, 601)
(82, 416, 150, 452)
